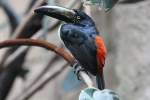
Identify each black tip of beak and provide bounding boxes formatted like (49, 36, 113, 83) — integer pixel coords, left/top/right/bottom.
(34, 7, 42, 14)
(34, 6, 76, 23)
(34, 6, 50, 16)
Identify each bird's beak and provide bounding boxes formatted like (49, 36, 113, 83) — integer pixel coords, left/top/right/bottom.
(34, 6, 76, 23)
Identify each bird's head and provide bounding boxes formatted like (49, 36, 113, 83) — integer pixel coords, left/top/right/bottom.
(34, 6, 96, 44)
(34, 6, 95, 25)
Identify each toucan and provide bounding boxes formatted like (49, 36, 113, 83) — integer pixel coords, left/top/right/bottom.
(34, 6, 107, 90)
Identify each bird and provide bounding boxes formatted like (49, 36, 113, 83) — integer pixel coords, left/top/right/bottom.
(34, 6, 107, 90)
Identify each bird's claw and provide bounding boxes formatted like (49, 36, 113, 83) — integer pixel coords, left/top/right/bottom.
(76, 68, 88, 80)
(72, 61, 88, 80)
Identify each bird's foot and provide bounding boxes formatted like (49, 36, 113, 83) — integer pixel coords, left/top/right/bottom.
(72, 61, 88, 80)
(76, 68, 88, 80)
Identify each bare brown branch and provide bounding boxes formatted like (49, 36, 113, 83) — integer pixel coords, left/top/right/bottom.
(0, 39, 75, 65)
(0, 0, 46, 70)
(0, 38, 94, 100)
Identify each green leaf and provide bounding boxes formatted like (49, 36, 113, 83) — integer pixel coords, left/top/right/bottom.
(82, 0, 118, 11)
(79, 87, 98, 100)
(93, 89, 120, 100)
(79, 88, 120, 100)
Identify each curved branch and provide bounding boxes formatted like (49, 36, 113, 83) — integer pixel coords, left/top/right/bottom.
(0, 0, 47, 70)
(0, 39, 75, 65)
(0, 39, 93, 87)
(0, 39, 94, 100)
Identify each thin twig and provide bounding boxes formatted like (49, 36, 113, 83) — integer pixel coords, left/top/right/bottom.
(80, 71, 93, 87)
(24, 0, 37, 14)
(15, 63, 69, 100)
(0, 0, 20, 32)
(0, 0, 46, 68)
(11, 0, 45, 39)
(24, 53, 61, 92)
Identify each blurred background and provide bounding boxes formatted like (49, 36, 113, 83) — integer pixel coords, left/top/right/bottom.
(0, 0, 149, 100)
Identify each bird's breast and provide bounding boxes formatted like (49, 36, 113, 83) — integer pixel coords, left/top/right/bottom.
(66, 38, 98, 75)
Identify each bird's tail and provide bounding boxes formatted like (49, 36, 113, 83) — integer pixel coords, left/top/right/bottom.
(96, 73, 105, 90)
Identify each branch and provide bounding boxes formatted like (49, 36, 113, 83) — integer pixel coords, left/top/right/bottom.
(0, 39, 94, 99)
(24, 0, 37, 14)
(0, 39, 75, 65)
(2, 30, 46, 67)
(24, 50, 62, 92)
(0, 39, 94, 86)
(1, 0, 82, 65)
(0, 0, 20, 32)
(0, 0, 46, 69)
(11, 0, 45, 39)
(14, 63, 69, 100)
(0, 50, 28, 100)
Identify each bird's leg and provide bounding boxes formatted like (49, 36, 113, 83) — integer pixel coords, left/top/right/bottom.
(72, 61, 88, 80)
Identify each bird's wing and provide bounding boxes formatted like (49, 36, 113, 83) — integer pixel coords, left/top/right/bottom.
(95, 35, 107, 71)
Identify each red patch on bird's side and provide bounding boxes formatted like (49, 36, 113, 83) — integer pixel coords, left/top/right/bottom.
(95, 36, 107, 72)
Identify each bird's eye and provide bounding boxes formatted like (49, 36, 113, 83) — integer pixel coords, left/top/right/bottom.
(77, 16, 81, 20)
(75, 16, 81, 23)
(72, 15, 81, 23)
